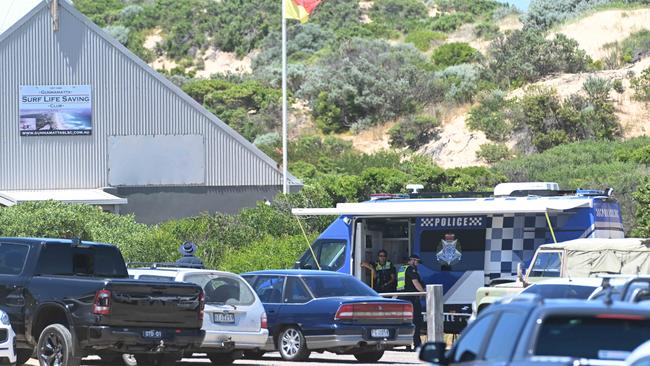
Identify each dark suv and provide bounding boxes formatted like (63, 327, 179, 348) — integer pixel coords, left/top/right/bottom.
(420, 295, 650, 366)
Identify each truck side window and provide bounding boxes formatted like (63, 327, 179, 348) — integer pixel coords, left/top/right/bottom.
(483, 311, 526, 362)
(300, 240, 346, 271)
(0, 243, 29, 275)
(452, 313, 495, 363)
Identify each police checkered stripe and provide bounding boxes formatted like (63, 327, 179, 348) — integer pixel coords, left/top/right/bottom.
(419, 216, 483, 227)
(483, 214, 553, 284)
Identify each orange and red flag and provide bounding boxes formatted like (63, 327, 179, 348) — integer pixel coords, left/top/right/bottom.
(285, 0, 323, 23)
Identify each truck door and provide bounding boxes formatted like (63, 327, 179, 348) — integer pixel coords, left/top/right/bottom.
(295, 216, 352, 273)
(0, 241, 31, 338)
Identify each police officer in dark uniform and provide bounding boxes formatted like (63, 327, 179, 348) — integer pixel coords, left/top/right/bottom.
(175, 241, 205, 269)
(403, 254, 425, 349)
(361, 250, 397, 293)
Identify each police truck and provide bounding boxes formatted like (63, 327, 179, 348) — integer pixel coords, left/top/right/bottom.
(291, 182, 624, 333)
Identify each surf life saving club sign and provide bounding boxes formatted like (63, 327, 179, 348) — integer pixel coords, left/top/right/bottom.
(19, 85, 92, 136)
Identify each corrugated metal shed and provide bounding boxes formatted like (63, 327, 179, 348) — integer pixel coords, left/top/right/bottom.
(0, 0, 300, 190)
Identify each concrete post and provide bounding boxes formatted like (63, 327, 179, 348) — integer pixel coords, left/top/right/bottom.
(426, 284, 444, 342)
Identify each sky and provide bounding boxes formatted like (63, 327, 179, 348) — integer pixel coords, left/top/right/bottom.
(498, 0, 532, 11)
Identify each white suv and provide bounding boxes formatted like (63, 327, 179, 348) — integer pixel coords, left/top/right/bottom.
(128, 267, 268, 365)
(0, 310, 16, 365)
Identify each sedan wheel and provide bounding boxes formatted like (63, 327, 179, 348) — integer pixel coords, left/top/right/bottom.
(278, 327, 310, 361)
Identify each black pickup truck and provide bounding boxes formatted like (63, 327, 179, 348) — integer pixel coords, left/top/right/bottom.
(0, 237, 205, 366)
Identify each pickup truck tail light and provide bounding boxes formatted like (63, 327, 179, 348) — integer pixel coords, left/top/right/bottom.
(93, 289, 111, 315)
(261, 312, 268, 329)
(198, 291, 205, 322)
(334, 303, 413, 322)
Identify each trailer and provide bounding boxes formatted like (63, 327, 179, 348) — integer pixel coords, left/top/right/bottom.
(291, 182, 624, 333)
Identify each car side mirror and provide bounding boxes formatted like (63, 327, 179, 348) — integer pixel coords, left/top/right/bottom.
(419, 342, 448, 365)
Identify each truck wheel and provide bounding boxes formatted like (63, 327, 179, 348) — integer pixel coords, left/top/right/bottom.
(15, 349, 32, 366)
(278, 327, 310, 361)
(207, 352, 235, 365)
(122, 354, 137, 366)
(353, 350, 384, 362)
(36, 324, 81, 366)
(133, 354, 177, 366)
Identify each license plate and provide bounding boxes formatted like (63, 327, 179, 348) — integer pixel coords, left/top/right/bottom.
(213, 312, 235, 323)
(371, 329, 389, 338)
(142, 330, 163, 339)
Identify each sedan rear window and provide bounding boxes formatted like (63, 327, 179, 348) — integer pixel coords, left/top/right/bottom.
(185, 274, 256, 306)
(535, 315, 650, 360)
(302, 276, 377, 298)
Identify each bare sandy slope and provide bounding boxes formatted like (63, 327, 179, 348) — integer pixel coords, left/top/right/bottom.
(510, 57, 650, 138)
(144, 31, 252, 76)
(447, 14, 523, 55)
(418, 106, 488, 168)
(554, 8, 650, 60)
(338, 122, 394, 154)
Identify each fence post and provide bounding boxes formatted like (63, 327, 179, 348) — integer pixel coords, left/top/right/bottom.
(426, 284, 444, 343)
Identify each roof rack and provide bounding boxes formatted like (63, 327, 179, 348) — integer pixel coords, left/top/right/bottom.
(408, 191, 493, 199)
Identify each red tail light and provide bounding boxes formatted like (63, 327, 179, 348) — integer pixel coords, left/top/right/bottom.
(93, 289, 111, 315)
(198, 291, 205, 322)
(334, 303, 413, 322)
(261, 312, 268, 329)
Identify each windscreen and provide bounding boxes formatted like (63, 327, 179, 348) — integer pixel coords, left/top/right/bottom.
(535, 315, 650, 360)
(529, 252, 562, 277)
(522, 284, 597, 299)
(302, 276, 377, 298)
(185, 273, 256, 306)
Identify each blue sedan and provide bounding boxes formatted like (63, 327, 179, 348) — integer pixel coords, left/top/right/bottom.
(241, 270, 415, 362)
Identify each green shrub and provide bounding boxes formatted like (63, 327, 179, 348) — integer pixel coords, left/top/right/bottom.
(299, 39, 434, 132)
(219, 234, 318, 273)
(632, 176, 650, 237)
(476, 143, 512, 164)
(523, 0, 612, 31)
(620, 30, 650, 64)
(405, 30, 446, 51)
(631, 67, 650, 102)
(495, 138, 650, 232)
(181, 78, 282, 141)
(474, 22, 500, 40)
(370, 0, 428, 32)
(435, 0, 502, 16)
(434, 63, 483, 104)
(431, 42, 481, 70)
(430, 12, 475, 32)
(467, 90, 512, 141)
(388, 115, 441, 149)
(487, 30, 589, 86)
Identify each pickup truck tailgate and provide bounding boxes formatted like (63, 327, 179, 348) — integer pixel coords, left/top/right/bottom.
(104, 280, 203, 328)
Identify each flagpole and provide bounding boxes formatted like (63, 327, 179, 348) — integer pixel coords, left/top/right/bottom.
(281, 0, 289, 195)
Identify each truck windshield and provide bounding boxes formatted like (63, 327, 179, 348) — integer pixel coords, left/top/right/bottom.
(302, 276, 377, 298)
(36, 243, 129, 278)
(529, 252, 562, 278)
(185, 274, 256, 306)
(535, 315, 650, 360)
(298, 240, 346, 271)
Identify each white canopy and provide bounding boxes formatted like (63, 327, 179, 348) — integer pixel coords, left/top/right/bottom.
(0, 189, 127, 206)
(291, 197, 594, 216)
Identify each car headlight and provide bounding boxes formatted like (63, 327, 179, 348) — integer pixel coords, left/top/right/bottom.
(0, 312, 10, 326)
